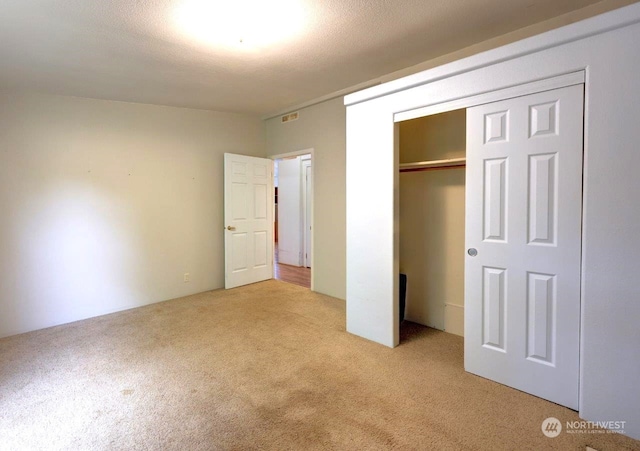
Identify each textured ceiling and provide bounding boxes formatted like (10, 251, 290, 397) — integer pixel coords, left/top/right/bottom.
(0, 0, 610, 115)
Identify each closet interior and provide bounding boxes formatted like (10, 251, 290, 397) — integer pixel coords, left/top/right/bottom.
(399, 108, 466, 338)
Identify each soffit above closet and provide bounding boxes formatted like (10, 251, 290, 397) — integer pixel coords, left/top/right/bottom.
(0, 0, 614, 115)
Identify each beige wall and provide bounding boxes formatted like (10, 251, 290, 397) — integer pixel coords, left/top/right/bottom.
(265, 98, 346, 300)
(399, 110, 466, 335)
(0, 91, 265, 338)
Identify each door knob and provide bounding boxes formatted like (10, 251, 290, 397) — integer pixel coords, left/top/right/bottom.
(467, 248, 478, 257)
(227, 226, 236, 231)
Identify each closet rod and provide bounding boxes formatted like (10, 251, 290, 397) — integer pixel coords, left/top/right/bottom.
(399, 157, 466, 173)
(400, 165, 466, 173)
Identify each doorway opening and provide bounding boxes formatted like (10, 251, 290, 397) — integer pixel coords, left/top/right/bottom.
(272, 150, 313, 289)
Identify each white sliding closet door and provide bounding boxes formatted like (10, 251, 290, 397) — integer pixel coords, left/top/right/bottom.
(464, 85, 584, 409)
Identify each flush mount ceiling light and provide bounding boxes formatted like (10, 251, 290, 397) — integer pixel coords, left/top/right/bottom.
(174, 0, 308, 51)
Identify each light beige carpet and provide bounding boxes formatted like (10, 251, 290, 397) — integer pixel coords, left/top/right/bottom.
(0, 280, 637, 450)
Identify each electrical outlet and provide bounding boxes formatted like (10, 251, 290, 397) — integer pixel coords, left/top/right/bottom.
(184, 273, 190, 283)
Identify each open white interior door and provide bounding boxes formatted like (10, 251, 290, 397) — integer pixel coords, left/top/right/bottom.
(224, 153, 274, 289)
(465, 85, 584, 409)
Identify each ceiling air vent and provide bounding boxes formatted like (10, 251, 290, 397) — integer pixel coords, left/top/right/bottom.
(281, 111, 299, 123)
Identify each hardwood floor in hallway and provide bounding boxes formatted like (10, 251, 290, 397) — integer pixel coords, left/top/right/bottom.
(274, 243, 311, 288)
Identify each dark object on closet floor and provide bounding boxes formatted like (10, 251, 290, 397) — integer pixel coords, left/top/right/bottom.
(400, 273, 407, 327)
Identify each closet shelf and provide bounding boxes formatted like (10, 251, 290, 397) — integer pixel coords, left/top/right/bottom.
(399, 157, 466, 172)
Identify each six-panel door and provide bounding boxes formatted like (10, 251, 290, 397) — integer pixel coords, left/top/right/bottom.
(465, 85, 584, 409)
(224, 153, 274, 289)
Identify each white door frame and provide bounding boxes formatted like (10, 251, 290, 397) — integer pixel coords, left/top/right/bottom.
(270, 148, 314, 290)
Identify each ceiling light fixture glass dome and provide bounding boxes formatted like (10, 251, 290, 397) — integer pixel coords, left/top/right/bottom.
(174, 0, 308, 50)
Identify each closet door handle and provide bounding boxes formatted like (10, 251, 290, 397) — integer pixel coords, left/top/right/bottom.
(226, 226, 236, 231)
(467, 248, 478, 257)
